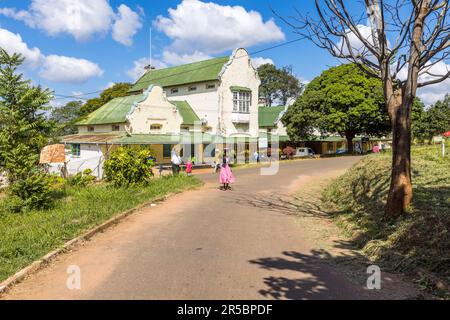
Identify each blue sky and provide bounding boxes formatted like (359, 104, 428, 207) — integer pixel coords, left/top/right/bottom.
(0, 0, 447, 106)
(0, 0, 339, 103)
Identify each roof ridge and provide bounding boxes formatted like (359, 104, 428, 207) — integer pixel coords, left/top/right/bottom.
(147, 56, 229, 73)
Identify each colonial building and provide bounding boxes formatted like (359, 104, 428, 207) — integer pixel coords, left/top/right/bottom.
(62, 48, 264, 175)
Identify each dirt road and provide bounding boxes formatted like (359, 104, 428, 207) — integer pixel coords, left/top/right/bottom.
(2, 157, 420, 300)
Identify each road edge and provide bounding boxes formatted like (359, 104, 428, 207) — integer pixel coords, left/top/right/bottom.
(0, 185, 201, 296)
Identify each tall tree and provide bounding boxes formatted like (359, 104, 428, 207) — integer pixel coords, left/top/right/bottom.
(79, 82, 132, 116)
(282, 64, 390, 153)
(0, 49, 53, 210)
(281, 0, 450, 218)
(257, 64, 303, 106)
(50, 100, 83, 136)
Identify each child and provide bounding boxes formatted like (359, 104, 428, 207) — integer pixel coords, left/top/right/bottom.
(219, 155, 235, 191)
(185, 160, 193, 176)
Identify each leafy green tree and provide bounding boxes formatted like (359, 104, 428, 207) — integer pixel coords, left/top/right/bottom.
(282, 64, 390, 153)
(50, 100, 83, 136)
(0, 49, 53, 211)
(79, 82, 132, 116)
(257, 64, 303, 106)
(413, 95, 450, 143)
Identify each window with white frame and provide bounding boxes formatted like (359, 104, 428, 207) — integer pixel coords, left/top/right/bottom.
(232, 91, 251, 113)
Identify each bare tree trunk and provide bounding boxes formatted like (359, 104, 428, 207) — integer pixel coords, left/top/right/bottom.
(385, 92, 413, 219)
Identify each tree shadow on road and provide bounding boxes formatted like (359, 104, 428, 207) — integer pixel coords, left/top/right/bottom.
(232, 192, 333, 218)
(249, 245, 422, 300)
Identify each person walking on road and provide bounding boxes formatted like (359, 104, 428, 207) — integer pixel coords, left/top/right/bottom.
(219, 153, 235, 191)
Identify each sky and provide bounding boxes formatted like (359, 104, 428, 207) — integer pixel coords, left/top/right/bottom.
(0, 0, 448, 107)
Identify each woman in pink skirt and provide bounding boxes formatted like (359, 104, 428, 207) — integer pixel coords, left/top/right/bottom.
(219, 155, 235, 191)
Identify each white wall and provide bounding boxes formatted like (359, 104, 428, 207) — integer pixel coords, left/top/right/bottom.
(218, 48, 261, 138)
(48, 144, 104, 178)
(128, 86, 183, 135)
(78, 124, 126, 134)
(164, 81, 220, 132)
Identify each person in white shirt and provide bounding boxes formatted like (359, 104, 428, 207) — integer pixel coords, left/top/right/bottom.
(171, 150, 181, 175)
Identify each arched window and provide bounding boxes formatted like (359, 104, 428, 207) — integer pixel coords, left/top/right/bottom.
(150, 124, 162, 131)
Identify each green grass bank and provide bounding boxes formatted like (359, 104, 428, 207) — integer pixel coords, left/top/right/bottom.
(323, 146, 449, 296)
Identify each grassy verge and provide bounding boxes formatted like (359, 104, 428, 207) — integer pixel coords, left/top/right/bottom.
(0, 174, 202, 282)
(323, 145, 449, 297)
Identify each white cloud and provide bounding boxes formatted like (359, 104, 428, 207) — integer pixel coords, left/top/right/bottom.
(0, 28, 42, 68)
(112, 4, 143, 46)
(0, 0, 143, 45)
(162, 50, 212, 66)
(127, 57, 168, 82)
(251, 57, 274, 68)
(417, 62, 450, 106)
(1, 0, 114, 41)
(154, 0, 285, 56)
(39, 55, 103, 83)
(397, 61, 450, 106)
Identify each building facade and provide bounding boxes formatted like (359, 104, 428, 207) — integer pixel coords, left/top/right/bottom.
(61, 48, 263, 175)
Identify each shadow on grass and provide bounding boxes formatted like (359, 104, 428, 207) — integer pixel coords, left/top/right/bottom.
(322, 154, 450, 297)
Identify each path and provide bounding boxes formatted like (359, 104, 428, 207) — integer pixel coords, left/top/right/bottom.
(2, 157, 419, 300)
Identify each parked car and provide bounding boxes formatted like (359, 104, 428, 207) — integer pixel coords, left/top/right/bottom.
(293, 147, 315, 158)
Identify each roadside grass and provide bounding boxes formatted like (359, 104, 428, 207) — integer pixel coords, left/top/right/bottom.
(323, 145, 450, 297)
(0, 174, 202, 282)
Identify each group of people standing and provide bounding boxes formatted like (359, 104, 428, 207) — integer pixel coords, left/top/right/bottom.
(170, 151, 193, 176)
(170, 149, 235, 191)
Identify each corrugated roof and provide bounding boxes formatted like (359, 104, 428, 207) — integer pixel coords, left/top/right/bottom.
(77, 94, 144, 125)
(77, 94, 201, 127)
(61, 133, 121, 144)
(61, 133, 261, 145)
(170, 101, 200, 126)
(129, 56, 230, 93)
(259, 106, 286, 127)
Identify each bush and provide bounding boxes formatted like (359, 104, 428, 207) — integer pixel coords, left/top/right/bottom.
(68, 169, 96, 187)
(104, 147, 154, 187)
(6, 171, 53, 212)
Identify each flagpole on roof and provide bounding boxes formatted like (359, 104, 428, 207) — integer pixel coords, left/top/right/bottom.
(150, 26, 152, 69)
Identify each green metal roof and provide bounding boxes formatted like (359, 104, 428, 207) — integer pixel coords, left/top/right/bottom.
(230, 86, 252, 92)
(129, 56, 230, 93)
(170, 101, 200, 126)
(258, 106, 286, 127)
(117, 133, 217, 145)
(77, 94, 145, 125)
(62, 133, 260, 145)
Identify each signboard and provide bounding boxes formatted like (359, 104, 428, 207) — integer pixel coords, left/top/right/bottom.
(259, 138, 268, 149)
(40, 144, 66, 164)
